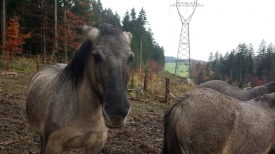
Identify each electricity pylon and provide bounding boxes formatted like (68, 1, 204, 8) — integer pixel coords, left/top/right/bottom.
(170, 0, 203, 78)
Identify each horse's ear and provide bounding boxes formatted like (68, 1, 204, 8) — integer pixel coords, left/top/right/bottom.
(83, 25, 99, 41)
(123, 32, 132, 44)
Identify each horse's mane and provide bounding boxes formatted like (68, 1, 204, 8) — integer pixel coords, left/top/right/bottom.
(163, 101, 183, 154)
(253, 94, 275, 108)
(58, 39, 92, 89)
(58, 23, 122, 89)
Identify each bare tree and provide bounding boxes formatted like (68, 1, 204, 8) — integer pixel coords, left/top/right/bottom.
(1, 0, 6, 55)
(54, 0, 58, 58)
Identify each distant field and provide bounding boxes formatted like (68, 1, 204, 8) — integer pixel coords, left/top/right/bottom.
(164, 62, 189, 77)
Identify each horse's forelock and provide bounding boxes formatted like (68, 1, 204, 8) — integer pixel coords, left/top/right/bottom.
(58, 23, 125, 90)
(98, 23, 123, 38)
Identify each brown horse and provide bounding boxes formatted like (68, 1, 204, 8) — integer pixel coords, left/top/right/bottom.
(26, 23, 133, 154)
(163, 88, 275, 154)
(198, 80, 275, 101)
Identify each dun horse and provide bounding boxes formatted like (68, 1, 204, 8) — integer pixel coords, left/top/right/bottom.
(26, 23, 133, 153)
(198, 80, 275, 153)
(163, 88, 275, 154)
(198, 80, 275, 101)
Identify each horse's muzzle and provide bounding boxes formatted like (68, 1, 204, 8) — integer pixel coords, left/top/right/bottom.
(102, 105, 131, 128)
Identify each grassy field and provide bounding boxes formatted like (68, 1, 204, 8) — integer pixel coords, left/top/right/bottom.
(164, 62, 189, 77)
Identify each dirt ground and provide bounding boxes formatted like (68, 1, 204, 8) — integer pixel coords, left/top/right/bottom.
(0, 71, 165, 154)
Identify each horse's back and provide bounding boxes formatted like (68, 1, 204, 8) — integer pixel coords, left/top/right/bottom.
(26, 63, 67, 135)
(198, 80, 275, 101)
(163, 88, 274, 154)
(198, 80, 250, 100)
(169, 88, 237, 153)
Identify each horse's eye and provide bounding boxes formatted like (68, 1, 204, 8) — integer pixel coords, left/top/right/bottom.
(93, 54, 102, 64)
(127, 55, 134, 63)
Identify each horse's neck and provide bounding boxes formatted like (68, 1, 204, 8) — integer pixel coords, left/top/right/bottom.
(246, 85, 271, 99)
(77, 79, 103, 119)
(247, 82, 275, 94)
(264, 81, 275, 93)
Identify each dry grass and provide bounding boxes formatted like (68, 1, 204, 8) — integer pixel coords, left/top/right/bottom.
(128, 69, 196, 105)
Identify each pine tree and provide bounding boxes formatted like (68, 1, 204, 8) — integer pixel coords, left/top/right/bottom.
(265, 43, 275, 81)
(130, 8, 136, 21)
(137, 7, 146, 26)
(122, 11, 131, 31)
(1, 0, 165, 70)
(256, 40, 267, 79)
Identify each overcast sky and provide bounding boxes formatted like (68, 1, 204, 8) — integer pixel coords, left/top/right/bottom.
(100, 0, 275, 61)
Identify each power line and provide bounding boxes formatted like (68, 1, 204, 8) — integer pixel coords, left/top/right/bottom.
(170, 0, 203, 78)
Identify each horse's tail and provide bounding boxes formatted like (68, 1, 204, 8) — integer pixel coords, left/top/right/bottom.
(162, 102, 182, 154)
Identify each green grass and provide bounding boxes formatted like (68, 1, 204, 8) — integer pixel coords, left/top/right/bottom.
(164, 62, 189, 77)
(10, 57, 37, 72)
(0, 56, 47, 72)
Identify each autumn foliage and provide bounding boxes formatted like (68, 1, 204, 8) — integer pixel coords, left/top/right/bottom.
(59, 10, 92, 50)
(149, 60, 159, 72)
(190, 61, 209, 83)
(252, 76, 265, 87)
(3, 16, 31, 57)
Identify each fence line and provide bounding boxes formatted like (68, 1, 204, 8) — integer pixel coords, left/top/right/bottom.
(36, 55, 40, 71)
(1, 55, 194, 104)
(0, 54, 67, 72)
(165, 78, 170, 104)
(144, 71, 148, 92)
(129, 69, 194, 104)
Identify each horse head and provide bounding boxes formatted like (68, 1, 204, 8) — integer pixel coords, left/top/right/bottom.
(83, 23, 133, 128)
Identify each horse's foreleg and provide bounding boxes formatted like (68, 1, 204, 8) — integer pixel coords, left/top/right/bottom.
(85, 141, 105, 154)
(40, 136, 46, 154)
(45, 140, 63, 154)
(45, 146, 63, 154)
(85, 134, 107, 154)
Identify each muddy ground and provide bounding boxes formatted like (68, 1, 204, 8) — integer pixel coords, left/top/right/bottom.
(0, 71, 165, 154)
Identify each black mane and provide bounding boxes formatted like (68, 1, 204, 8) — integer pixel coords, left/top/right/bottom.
(254, 94, 275, 108)
(97, 23, 123, 38)
(162, 101, 182, 154)
(58, 23, 122, 90)
(58, 39, 92, 89)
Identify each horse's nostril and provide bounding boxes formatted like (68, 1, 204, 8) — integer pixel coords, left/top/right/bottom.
(104, 105, 109, 112)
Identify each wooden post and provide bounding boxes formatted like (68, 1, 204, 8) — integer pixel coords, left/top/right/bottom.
(52, 57, 57, 64)
(131, 73, 134, 89)
(6, 51, 9, 70)
(165, 78, 170, 104)
(144, 71, 148, 92)
(36, 54, 40, 71)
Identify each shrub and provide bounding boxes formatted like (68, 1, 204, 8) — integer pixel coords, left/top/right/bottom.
(128, 70, 195, 103)
(0, 59, 5, 69)
(10, 57, 36, 72)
